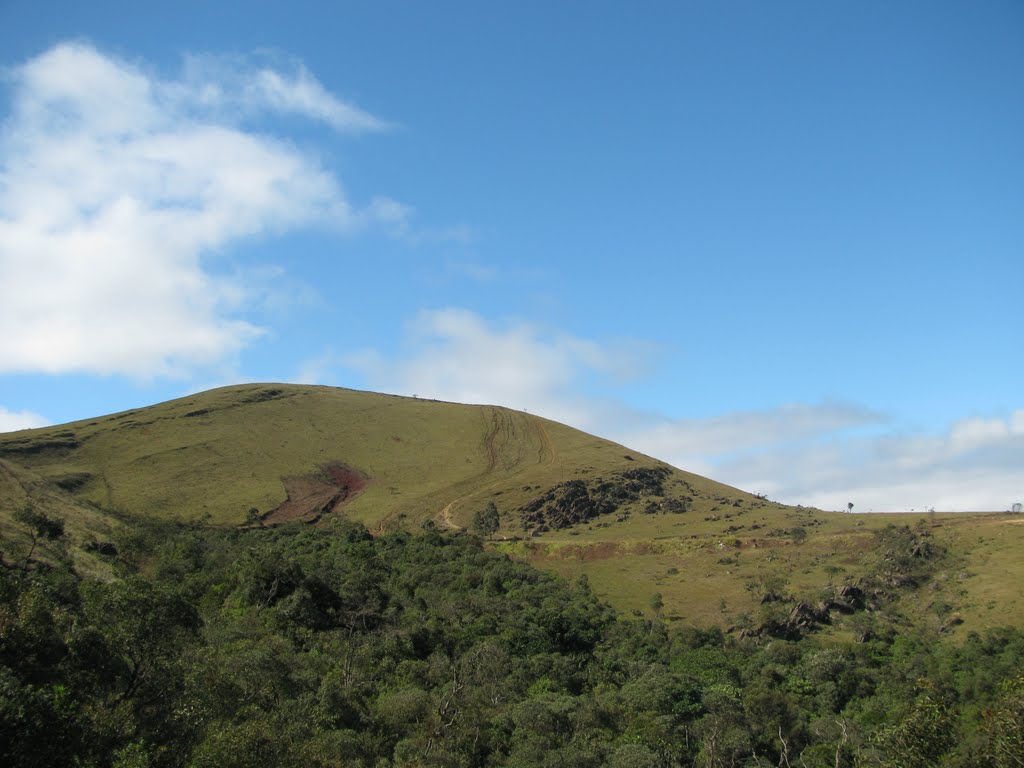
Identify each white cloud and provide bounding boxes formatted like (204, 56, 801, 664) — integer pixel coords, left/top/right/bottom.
(340, 307, 1023, 512)
(949, 415, 1014, 453)
(179, 52, 390, 133)
(616, 402, 884, 460)
(344, 307, 652, 428)
(720, 411, 1024, 512)
(249, 65, 387, 132)
(0, 42, 401, 378)
(0, 406, 50, 433)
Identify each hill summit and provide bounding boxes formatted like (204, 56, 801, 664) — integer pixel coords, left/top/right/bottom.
(0, 383, 761, 533)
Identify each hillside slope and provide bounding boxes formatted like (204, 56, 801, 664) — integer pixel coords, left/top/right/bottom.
(0, 383, 758, 531)
(2, 383, 1022, 633)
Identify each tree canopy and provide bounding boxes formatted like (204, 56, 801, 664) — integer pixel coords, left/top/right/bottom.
(1, 515, 1022, 767)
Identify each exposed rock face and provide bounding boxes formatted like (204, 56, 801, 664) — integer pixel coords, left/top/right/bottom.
(742, 602, 832, 641)
(520, 466, 686, 530)
(825, 584, 867, 614)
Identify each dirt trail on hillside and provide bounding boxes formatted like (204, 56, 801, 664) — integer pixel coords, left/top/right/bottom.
(433, 409, 557, 531)
(482, 408, 523, 470)
(532, 417, 554, 465)
(439, 498, 460, 530)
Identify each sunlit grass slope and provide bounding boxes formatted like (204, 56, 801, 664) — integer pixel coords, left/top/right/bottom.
(503, 510, 1024, 635)
(0, 384, 748, 531)
(2, 382, 1021, 635)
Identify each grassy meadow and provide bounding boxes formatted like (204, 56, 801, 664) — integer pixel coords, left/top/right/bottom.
(505, 510, 1024, 635)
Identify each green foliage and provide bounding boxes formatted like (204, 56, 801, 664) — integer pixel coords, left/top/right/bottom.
(870, 684, 955, 768)
(979, 676, 1024, 768)
(1, 517, 1023, 767)
(13, 506, 64, 540)
(649, 592, 664, 616)
(473, 501, 500, 536)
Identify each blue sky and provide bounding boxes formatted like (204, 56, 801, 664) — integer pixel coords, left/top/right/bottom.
(1, 1, 1021, 511)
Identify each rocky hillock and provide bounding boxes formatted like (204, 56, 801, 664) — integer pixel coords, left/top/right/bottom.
(519, 465, 692, 532)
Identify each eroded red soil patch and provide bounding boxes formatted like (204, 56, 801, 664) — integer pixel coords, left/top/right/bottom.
(261, 463, 368, 525)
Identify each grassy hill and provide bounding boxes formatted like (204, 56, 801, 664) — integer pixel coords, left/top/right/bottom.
(2, 382, 1022, 633)
(0, 383, 743, 528)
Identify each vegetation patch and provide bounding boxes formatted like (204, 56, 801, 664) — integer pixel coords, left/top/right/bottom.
(736, 523, 948, 643)
(867, 521, 945, 591)
(240, 386, 288, 404)
(3, 516, 1024, 768)
(51, 471, 94, 492)
(181, 386, 290, 420)
(0, 430, 81, 458)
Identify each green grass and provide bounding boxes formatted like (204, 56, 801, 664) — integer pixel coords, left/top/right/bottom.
(2, 382, 1022, 635)
(496, 509, 1024, 638)
(0, 384, 749, 528)
(0, 458, 122, 579)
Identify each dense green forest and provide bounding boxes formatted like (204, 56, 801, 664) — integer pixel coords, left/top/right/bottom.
(2, 514, 1023, 767)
